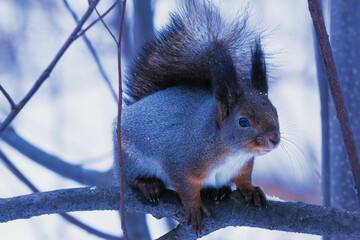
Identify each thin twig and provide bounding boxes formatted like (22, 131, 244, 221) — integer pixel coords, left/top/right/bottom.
(75, 0, 119, 41)
(308, 0, 360, 203)
(0, 150, 37, 192)
(63, 0, 118, 103)
(0, 1, 100, 135)
(0, 150, 122, 240)
(89, 0, 119, 44)
(0, 85, 16, 109)
(117, 0, 128, 239)
(60, 214, 123, 240)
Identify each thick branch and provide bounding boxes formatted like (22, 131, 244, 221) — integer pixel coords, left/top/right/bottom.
(0, 150, 122, 240)
(0, 127, 111, 186)
(0, 187, 359, 239)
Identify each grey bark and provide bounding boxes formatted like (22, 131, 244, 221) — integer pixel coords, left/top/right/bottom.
(329, 0, 360, 211)
(0, 186, 359, 239)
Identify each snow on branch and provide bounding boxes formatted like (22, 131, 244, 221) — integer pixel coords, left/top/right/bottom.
(0, 186, 359, 239)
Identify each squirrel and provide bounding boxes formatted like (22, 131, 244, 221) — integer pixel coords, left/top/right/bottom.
(113, 0, 280, 235)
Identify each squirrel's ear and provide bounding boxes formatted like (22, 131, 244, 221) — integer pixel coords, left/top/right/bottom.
(251, 39, 268, 93)
(210, 44, 241, 122)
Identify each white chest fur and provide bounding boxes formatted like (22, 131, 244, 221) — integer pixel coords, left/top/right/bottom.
(203, 151, 253, 188)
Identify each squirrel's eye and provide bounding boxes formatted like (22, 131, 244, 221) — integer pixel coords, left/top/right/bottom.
(239, 117, 250, 127)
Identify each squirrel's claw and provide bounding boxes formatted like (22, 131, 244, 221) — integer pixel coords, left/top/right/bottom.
(133, 177, 165, 203)
(239, 186, 267, 207)
(185, 202, 210, 235)
(252, 186, 266, 207)
(217, 186, 232, 201)
(201, 186, 232, 201)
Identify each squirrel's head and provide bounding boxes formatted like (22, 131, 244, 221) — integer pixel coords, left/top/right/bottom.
(210, 40, 280, 155)
(220, 88, 280, 155)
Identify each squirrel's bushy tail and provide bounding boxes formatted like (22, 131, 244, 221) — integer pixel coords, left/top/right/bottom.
(125, 0, 257, 105)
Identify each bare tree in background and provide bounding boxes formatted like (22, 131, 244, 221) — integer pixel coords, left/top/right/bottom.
(315, 0, 360, 238)
(328, 0, 360, 212)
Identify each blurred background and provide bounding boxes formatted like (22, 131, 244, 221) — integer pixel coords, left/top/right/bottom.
(0, 0, 324, 239)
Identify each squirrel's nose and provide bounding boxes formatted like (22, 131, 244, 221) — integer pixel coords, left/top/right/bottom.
(269, 133, 280, 146)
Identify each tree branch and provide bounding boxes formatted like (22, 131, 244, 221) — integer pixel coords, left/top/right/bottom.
(75, 1, 119, 41)
(0, 0, 100, 134)
(0, 186, 359, 239)
(0, 127, 111, 186)
(89, 0, 119, 44)
(116, 0, 128, 238)
(0, 149, 122, 240)
(63, 0, 118, 104)
(308, 0, 360, 203)
(0, 85, 15, 109)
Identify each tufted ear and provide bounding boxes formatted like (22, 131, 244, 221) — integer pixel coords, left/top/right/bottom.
(209, 43, 242, 123)
(251, 39, 268, 93)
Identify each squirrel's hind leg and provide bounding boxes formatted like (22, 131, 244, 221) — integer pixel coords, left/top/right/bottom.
(171, 177, 211, 235)
(201, 186, 232, 201)
(133, 177, 165, 202)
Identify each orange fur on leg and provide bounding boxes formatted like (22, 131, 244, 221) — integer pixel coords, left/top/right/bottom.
(172, 176, 210, 235)
(232, 158, 266, 206)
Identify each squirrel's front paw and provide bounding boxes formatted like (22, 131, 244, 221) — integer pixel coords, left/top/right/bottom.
(185, 202, 211, 235)
(238, 186, 266, 206)
(133, 177, 165, 202)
